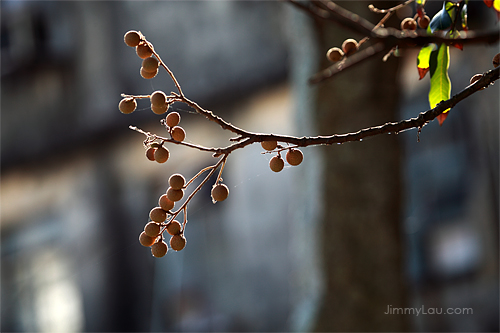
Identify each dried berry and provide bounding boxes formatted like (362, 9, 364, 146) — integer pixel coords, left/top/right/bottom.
(124, 30, 141, 47)
(169, 174, 186, 190)
(417, 15, 430, 29)
(401, 17, 417, 31)
(150, 90, 167, 107)
(144, 221, 161, 237)
(146, 147, 156, 161)
(493, 53, 500, 68)
(151, 240, 168, 257)
(139, 231, 156, 247)
(118, 97, 137, 114)
(269, 155, 284, 172)
(171, 126, 186, 142)
(136, 42, 153, 59)
(154, 147, 170, 163)
(326, 47, 344, 62)
(140, 67, 158, 79)
(211, 184, 229, 202)
(342, 39, 358, 56)
(166, 220, 182, 236)
(142, 57, 159, 73)
(159, 194, 175, 211)
(286, 148, 303, 166)
(166, 112, 181, 128)
(149, 207, 167, 222)
(170, 234, 186, 251)
(261, 140, 278, 151)
(166, 187, 184, 202)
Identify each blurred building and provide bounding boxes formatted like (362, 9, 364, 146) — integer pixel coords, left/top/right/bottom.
(1, 1, 498, 332)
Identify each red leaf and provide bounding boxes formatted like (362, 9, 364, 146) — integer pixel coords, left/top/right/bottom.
(451, 42, 463, 50)
(418, 67, 430, 80)
(437, 112, 449, 126)
(484, 0, 493, 7)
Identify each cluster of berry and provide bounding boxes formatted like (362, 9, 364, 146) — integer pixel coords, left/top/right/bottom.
(261, 141, 304, 172)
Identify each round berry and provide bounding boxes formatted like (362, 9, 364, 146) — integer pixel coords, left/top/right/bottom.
(150, 90, 167, 107)
(327, 47, 344, 62)
(142, 57, 159, 73)
(124, 30, 141, 47)
(170, 234, 186, 251)
(151, 240, 168, 257)
(261, 140, 278, 151)
(136, 42, 153, 59)
(269, 155, 284, 172)
(493, 53, 500, 68)
(149, 207, 167, 222)
(154, 147, 169, 163)
(171, 126, 186, 142)
(211, 184, 229, 202)
(118, 97, 137, 114)
(401, 17, 417, 31)
(166, 187, 184, 202)
(166, 220, 182, 236)
(159, 194, 175, 211)
(166, 112, 181, 128)
(342, 39, 358, 56)
(140, 67, 158, 79)
(169, 174, 185, 190)
(144, 221, 161, 237)
(139, 231, 156, 247)
(286, 148, 303, 166)
(146, 147, 156, 161)
(417, 15, 430, 29)
(151, 104, 168, 115)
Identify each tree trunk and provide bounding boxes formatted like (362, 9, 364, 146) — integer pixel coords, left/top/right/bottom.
(311, 2, 410, 331)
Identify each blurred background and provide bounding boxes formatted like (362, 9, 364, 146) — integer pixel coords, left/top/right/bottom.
(1, 1, 498, 332)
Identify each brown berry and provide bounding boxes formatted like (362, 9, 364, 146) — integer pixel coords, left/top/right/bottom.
(118, 97, 137, 114)
(151, 104, 168, 115)
(144, 221, 161, 237)
(401, 17, 417, 31)
(269, 155, 284, 172)
(139, 231, 156, 247)
(342, 39, 358, 56)
(169, 174, 186, 190)
(417, 15, 430, 29)
(171, 126, 186, 142)
(170, 234, 186, 251)
(150, 90, 167, 107)
(261, 140, 278, 151)
(493, 53, 500, 68)
(142, 57, 159, 73)
(140, 67, 158, 79)
(149, 207, 167, 222)
(166, 187, 184, 202)
(166, 220, 182, 236)
(211, 184, 229, 202)
(286, 148, 303, 166)
(159, 194, 175, 211)
(146, 147, 156, 161)
(326, 47, 344, 62)
(151, 240, 168, 257)
(124, 30, 141, 47)
(166, 112, 181, 127)
(136, 42, 153, 59)
(154, 147, 169, 163)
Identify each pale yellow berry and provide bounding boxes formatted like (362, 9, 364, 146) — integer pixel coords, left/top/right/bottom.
(327, 47, 344, 62)
(166, 112, 181, 127)
(171, 126, 186, 142)
(166, 220, 182, 236)
(146, 147, 156, 161)
(124, 30, 141, 47)
(269, 155, 284, 172)
(261, 140, 278, 151)
(158, 194, 175, 211)
(140, 67, 158, 79)
(151, 240, 168, 257)
(169, 174, 185, 190)
(150, 90, 167, 107)
(139, 231, 156, 247)
(136, 42, 153, 59)
(144, 221, 161, 237)
(149, 207, 167, 222)
(142, 57, 159, 73)
(154, 147, 169, 163)
(286, 148, 303, 166)
(118, 97, 137, 114)
(211, 184, 229, 202)
(342, 39, 358, 56)
(166, 187, 184, 202)
(170, 234, 186, 251)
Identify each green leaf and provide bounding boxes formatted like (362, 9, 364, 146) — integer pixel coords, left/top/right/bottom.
(429, 43, 451, 125)
(417, 44, 437, 80)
